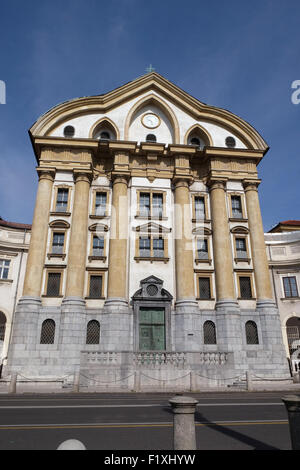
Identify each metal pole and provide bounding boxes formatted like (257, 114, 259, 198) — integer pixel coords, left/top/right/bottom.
(282, 395, 300, 450)
(169, 395, 198, 450)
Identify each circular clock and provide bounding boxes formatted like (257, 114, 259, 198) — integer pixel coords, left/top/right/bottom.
(141, 113, 160, 129)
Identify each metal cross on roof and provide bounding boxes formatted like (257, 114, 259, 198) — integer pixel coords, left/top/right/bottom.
(146, 64, 155, 73)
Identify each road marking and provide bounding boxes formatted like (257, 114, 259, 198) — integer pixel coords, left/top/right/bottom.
(0, 419, 288, 431)
(0, 402, 284, 409)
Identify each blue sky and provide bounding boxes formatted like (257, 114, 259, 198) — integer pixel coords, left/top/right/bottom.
(0, 0, 299, 230)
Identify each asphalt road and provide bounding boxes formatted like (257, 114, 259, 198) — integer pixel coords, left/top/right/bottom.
(0, 391, 293, 450)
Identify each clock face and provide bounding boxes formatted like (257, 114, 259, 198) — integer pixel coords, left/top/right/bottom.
(142, 113, 160, 129)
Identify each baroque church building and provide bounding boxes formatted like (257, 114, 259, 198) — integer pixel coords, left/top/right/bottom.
(6, 73, 289, 389)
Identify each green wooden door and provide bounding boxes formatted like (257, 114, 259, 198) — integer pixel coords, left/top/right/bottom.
(139, 307, 165, 351)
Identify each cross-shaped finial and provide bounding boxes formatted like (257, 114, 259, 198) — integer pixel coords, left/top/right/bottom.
(146, 64, 155, 73)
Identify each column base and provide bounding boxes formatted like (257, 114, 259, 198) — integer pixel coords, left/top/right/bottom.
(61, 296, 86, 308)
(104, 297, 129, 313)
(256, 299, 277, 310)
(215, 299, 239, 312)
(17, 296, 42, 309)
(175, 299, 199, 313)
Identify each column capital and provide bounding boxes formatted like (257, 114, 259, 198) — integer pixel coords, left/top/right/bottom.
(207, 177, 227, 191)
(242, 179, 261, 192)
(111, 173, 130, 186)
(36, 167, 56, 182)
(172, 176, 193, 189)
(73, 169, 93, 184)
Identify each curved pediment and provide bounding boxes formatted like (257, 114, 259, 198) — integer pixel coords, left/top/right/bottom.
(230, 225, 250, 234)
(29, 72, 268, 152)
(49, 219, 70, 229)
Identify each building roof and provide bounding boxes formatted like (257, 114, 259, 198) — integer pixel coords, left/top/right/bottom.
(0, 217, 31, 231)
(268, 220, 300, 233)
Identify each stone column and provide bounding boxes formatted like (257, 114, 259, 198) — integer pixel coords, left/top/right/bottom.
(23, 168, 55, 299)
(105, 175, 129, 310)
(64, 170, 92, 302)
(208, 179, 237, 309)
(169, 396, 198, 450)
(243, 180, 274, 308)
(174, 179, 197, 308)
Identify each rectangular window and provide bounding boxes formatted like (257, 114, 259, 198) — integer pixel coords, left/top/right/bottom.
(153, 238, 164, 258)
(236, 238, 247, 258)
(198, 277, 211, 300)
(92, 235, 104, 256)
(56, 188, 69, 212)
(52, 233, 65, 254)
(231, 195, 243, 219)
(139, 237, 151, 257)
(140, 193, 151, 217)
(283, 277, 299, 298)
(0, 259, 10, 280)
(239, 276, 252, 299)
(46, 273, 61, 297)
(89, 275, 103, 299)
(197, 239, 208, 260)
(195, 197, 205, 220)
(95, 192, 107, 216)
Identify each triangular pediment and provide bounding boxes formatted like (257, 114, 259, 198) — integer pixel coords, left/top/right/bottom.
(134, 222, 171, 233)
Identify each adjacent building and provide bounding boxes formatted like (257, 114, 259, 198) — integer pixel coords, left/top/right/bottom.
(4, 73, 289, 388)
(0, 218, 31, 369)
(265, 222, 300, 372)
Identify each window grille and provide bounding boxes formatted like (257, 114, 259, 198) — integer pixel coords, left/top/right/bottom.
(239, 276, 252, 299)
(89, 275, 103, 299)
(95, 192, 107, 216)
(52, 233, 65, 254)
(56, 188, 69, 212)
(203, 321, 217, 344)
(46, 273, 61, 297)
(283, 277, 299, 298)
(153, 238, 164, 257)
(0, 259, 10, 280)
(231, 196, 243, 218)
(195, 197, 205, 220)
(199, 277, 211, 299)
(245, 321, 259, 345)
(197, 239, 208, 259)
(93, 236, 104, 256)
(40, 319, 55, 344)
(86, 320, 100, 344)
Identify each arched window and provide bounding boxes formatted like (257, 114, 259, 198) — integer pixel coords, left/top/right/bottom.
(0, 312, 6, 342)
(63, 125, 75, 138)
(86, 320, 100, 345)
(146, 134, 157, 142)
(203, 321, 217, 345)
(245, 321, 259, 345)
(40, 319, 55, 344)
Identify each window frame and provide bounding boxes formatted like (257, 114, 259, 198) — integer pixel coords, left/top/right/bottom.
(85, 270, 106, 299)
(44, 270, 63, 298)
(282, 276, 299, 299)
(196, 273, 214, 301)
(51, 185, 72, 215)
(136, 190, 167, 220)
(233, 234, 251, 263)
(237, 273, 255, 300)
(229, 193, 247, 221)
(91, 189, 110, 218)
(135, 233, 169, 263)
(0, 258, 11, 280)
(191, 193, 210, 222)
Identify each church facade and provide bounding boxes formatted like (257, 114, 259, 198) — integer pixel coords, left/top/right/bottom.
(6, 73, 289, 389)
